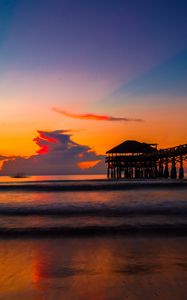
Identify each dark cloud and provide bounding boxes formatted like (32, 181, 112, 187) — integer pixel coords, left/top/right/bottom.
(53, 107, 143, 122)
(0, 130, 105, 175)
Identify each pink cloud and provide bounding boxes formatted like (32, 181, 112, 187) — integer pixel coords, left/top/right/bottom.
(1, 130, 105, 175)
(53, 107, 143, 122)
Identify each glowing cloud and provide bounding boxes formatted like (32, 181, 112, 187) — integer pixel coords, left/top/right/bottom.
(33, 130, 57, 154)
(53, 107, 143, 122)
(78, 160, 101, 169)
(0, 130, 105, 175)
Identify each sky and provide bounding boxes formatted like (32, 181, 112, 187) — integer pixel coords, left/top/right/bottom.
(0, 0, 187, 174)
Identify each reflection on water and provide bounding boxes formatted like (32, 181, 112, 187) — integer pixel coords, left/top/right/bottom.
(1, 236, 187, 299)
(0, 174, 187, 183)
(0, 174, 107, 183)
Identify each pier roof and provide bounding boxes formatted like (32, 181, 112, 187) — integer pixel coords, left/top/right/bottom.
(106, 140, 157, 154)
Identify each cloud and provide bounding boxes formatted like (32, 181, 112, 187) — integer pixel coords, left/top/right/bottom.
(0, 155, 17, 162)
(0, 155, 8, 161)
(53, 107, 143, 122)
(0, 130, 105, 175)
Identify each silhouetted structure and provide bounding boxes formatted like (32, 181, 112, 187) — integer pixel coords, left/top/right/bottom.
(106, 140, 187, 179)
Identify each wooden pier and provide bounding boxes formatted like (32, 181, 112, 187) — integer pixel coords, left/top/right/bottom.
(105, 140, 187, 179)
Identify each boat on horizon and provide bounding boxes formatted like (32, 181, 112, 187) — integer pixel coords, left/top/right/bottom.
(11, 173, 29, 179)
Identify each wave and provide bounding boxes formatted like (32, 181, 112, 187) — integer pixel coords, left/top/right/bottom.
(0, 178, 187, 237)
(1, 223, 187, 237)
(0, 205, 187, 216)
(0, 179, 187, 191)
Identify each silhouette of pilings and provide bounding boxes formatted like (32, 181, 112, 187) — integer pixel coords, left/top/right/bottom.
(170, 157, 177, 179)
(158, 160, 164, 178)
(106, 144, 187, 179)
(164, 159, 169, 178)
(179, 156, 184, 179)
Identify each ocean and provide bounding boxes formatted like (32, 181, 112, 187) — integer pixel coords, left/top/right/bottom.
(0, 174, 187, 235)
(1, 175, 187, 299)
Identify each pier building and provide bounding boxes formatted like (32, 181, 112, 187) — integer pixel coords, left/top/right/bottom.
(105, 140, 187, 179)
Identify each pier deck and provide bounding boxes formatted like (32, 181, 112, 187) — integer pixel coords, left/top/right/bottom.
(106, 141, 187, 179)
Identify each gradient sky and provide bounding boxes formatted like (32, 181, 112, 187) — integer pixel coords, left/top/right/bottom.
(0, 0, 187, 173)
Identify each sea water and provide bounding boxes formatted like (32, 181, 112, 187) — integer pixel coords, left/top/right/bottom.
(0, 175, 187, 235)
(1, 175, 187, 300)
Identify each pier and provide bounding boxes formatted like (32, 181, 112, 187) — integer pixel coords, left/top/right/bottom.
(106, 140, 187, 179)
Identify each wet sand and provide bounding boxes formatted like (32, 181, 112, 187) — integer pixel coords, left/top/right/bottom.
(1, 236, 187, 300)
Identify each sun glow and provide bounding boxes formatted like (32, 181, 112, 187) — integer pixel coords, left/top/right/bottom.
(78, 160, 101, 169)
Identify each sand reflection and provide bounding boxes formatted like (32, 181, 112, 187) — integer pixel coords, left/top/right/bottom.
(1, 237, 187, 299)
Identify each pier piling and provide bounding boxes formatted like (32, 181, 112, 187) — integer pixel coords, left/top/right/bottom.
(106, 140, 187, 180)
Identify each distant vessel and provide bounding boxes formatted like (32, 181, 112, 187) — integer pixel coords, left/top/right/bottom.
(11, 173, 28, 179)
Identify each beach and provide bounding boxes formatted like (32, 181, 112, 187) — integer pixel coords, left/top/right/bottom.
(0, 175, 187, 299)
(1, 236, 187, 300)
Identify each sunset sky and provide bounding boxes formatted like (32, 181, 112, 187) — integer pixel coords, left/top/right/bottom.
(0, 0, 187, 174)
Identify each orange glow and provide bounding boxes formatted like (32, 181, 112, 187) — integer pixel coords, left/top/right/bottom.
(78, 160, 101, 169)
(0, 71, 187, 159)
